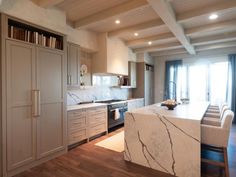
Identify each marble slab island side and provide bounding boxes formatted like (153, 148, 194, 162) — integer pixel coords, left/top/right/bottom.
(124, 102, 209, 177)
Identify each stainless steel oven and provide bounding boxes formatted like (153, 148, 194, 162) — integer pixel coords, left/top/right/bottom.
(108, 102, 128, 129)
(95, 99, 128, 129)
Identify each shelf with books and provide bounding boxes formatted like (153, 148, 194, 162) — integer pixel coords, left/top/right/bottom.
(8, 19, 63, 50)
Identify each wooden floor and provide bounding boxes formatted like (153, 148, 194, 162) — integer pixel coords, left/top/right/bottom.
(14, 125, 236, 177)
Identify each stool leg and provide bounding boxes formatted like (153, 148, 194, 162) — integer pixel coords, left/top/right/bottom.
(223, 147, 230, 177)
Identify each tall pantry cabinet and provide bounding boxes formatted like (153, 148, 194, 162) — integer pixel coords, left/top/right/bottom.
(1, 14, 67, 177)
(132, 62, 154, 106)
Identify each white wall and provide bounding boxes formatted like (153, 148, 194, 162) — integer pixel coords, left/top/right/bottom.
(0, 0, 98, 51)
(154, 47, 236, 103)
(136, 52, 154, 65)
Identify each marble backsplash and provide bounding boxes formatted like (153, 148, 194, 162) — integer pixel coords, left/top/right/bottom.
(67, 86, 131, 105)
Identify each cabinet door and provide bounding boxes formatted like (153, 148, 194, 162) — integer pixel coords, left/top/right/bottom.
(145, 66, 154, 105)
(145, 67, 151, 106)
(36, 47, 66, 158)
(6, 40, 36, 170)
(129, 62, 137, 88)
(67, 43, 80, 85)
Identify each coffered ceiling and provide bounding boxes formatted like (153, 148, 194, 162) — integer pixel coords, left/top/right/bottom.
(32, 0, 236, 57)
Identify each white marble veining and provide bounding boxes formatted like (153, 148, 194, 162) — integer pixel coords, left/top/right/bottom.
(67, 86, 130, 106)
(124, 102, 209, 177)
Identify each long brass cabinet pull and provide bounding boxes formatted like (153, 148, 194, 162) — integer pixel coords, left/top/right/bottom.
(32, 90, 40, 117)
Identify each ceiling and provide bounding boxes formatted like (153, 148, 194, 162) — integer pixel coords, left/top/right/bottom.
(32, 0, 236, 57)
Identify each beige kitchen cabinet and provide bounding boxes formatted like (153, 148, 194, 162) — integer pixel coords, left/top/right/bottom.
(5, 40, 66, 174)
(67, 106, 107, 146)
(36, 47, 66, 158)
(128, 61, 137, 88)
(68, 109, 87, 145)
(1, 14, 67, 177)
(87, 106, 107, 137)
(133, 62, 154, 106)
(67, 42, 80, 85)
(6, 40, 37, 170)
(80, 50, 92, 86)
(92, 33, 128, 75)
(127, 98, 144, 111)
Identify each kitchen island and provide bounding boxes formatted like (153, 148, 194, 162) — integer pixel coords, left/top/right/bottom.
(124, 102, 209, 177)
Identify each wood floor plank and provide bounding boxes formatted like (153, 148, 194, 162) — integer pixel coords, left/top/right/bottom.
(14, 125, 236, 177)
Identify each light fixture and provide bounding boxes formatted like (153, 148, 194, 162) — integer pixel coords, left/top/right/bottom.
(115, 20, 120, 24)
(209, 13, 218, 20)
(134, 32, 139, 36)
(148, 41, 152, 45)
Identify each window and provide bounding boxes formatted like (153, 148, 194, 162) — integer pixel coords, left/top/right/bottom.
(175, 60, 229, 104)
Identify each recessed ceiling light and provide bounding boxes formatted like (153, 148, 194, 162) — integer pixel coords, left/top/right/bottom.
(209, 14, 218, 20)
(115, 20, 120, 24)
(148, 41, 152, 45)
(134, 32, 139, 36)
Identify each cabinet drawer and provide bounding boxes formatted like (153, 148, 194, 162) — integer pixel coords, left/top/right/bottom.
(69, 129, 87, 145)
(68, 110, 85, 120)
(88, 107, 107, 115)
(89, 113, 106, 126)
(89, 123, 106, 137)
(68, 117, 86, 133)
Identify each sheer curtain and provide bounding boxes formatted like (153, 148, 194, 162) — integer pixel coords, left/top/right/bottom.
(182, 62, 228, 103)
(164, 60, 182, 100)
(166, 59, 229, 104)
(228, 54, 236, 123)
(209, 62, 229, 105)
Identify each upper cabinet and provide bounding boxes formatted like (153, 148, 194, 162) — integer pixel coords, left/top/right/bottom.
(80, 50, 92, 86)
(92, 33, 128, 76)
(67, 43, 80, 85)
(128, 61, 137, 88)
(67, 42, 92, 86)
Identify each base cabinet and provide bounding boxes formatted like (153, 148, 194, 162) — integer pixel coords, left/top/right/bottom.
(68, 106, 107, 146)
(127, 99, 145, 111)
(5, 40, 66, 176)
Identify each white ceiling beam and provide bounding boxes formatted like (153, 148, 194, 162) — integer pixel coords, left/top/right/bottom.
(195, 41, 236, 52)
(150, 41, 236, 57)
(108, 1, 236, 37)
(74, 0, 148, 28)
(150, 48, 187, 57)
(186, 19, 236, 36)
(135, 32, 236, 53)
(147, 0, 195, 54)
(126, 19, 236, 47)
(177, 1, 236, 23)
(126, 32, 176, 46)
(133, 42, 183, 53)
(108, 19, 164, 37)
(192, 32, 236, 46)
(31, 0, 64, 8)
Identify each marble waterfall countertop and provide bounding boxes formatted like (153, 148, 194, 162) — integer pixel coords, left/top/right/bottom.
(124, 102, 209, 177)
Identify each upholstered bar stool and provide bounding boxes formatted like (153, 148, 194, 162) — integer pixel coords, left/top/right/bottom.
(207, 102, 224, 112)
(201, 110, 234, 177)
(205, 104, 228, 119)
(202, 105, 229, 126)
(207, 103, 227, 114)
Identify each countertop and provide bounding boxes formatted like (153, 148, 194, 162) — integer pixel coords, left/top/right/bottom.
(127, 98, 144, 101)
(129, 101, 209, 121)
(67, 103, 107, 111)
(67, 98, 144, 111)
